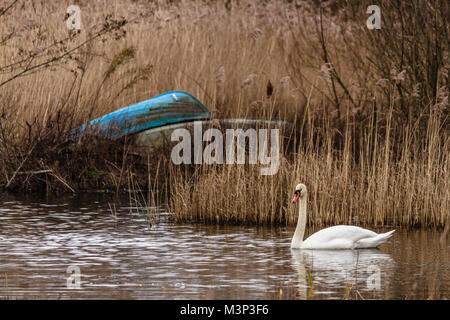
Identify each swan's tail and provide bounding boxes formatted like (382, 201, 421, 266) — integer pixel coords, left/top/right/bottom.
(356, 230, 395, 248)
(377, 230, 396, 242)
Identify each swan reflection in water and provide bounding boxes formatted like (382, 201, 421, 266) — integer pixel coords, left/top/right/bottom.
(290, 248, 395, 299)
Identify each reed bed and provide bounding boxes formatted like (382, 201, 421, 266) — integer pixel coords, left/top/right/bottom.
(0, 0, 448, 228)
(170, 111, 449, 228)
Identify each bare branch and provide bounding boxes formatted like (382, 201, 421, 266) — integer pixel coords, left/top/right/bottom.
(0, 0, 19, 18)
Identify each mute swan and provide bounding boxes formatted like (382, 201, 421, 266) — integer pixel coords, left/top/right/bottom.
(290, 183, 395, 249)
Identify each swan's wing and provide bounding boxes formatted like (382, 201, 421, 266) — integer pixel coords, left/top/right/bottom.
(302, 225, 378, 249)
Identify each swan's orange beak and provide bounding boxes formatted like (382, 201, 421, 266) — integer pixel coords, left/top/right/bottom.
(292, 191, 300, 204)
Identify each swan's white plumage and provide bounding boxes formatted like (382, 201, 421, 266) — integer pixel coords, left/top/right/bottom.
(301, 226, 394, 249)
(290, 183, 395, 249)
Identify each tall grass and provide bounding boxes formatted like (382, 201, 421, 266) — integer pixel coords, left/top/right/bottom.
(169, 105, 449, 228)
(0, 0, 448, 228)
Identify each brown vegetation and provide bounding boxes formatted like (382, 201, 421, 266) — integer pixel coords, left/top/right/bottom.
(0, 1, 448, 228)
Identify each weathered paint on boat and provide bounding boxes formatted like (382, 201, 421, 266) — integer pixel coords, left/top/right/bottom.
(75, 91, 210, 139)
(134, 118, 292, 147)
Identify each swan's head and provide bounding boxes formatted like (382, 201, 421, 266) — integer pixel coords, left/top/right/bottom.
(292, 183, 307, 204)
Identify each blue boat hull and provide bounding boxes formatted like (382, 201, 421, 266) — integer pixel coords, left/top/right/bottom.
(75, 91, 210, 139)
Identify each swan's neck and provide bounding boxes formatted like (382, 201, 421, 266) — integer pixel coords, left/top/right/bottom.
(291, 197, 307, 248)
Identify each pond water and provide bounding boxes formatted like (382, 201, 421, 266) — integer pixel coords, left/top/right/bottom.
(0, 193, 448, 299)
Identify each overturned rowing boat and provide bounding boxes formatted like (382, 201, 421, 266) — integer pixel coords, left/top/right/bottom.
(73, 91, 290, 146)
(73, 91, 210, 139)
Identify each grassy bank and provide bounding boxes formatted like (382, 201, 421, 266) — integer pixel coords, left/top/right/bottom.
(0, 0, 448, 228)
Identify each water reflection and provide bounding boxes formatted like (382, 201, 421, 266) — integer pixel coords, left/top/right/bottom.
(291, 249, 395, 299)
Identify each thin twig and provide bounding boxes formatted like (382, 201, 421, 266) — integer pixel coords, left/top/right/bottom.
(0, 0, 19, 18)
(5, 143, 36, 188)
